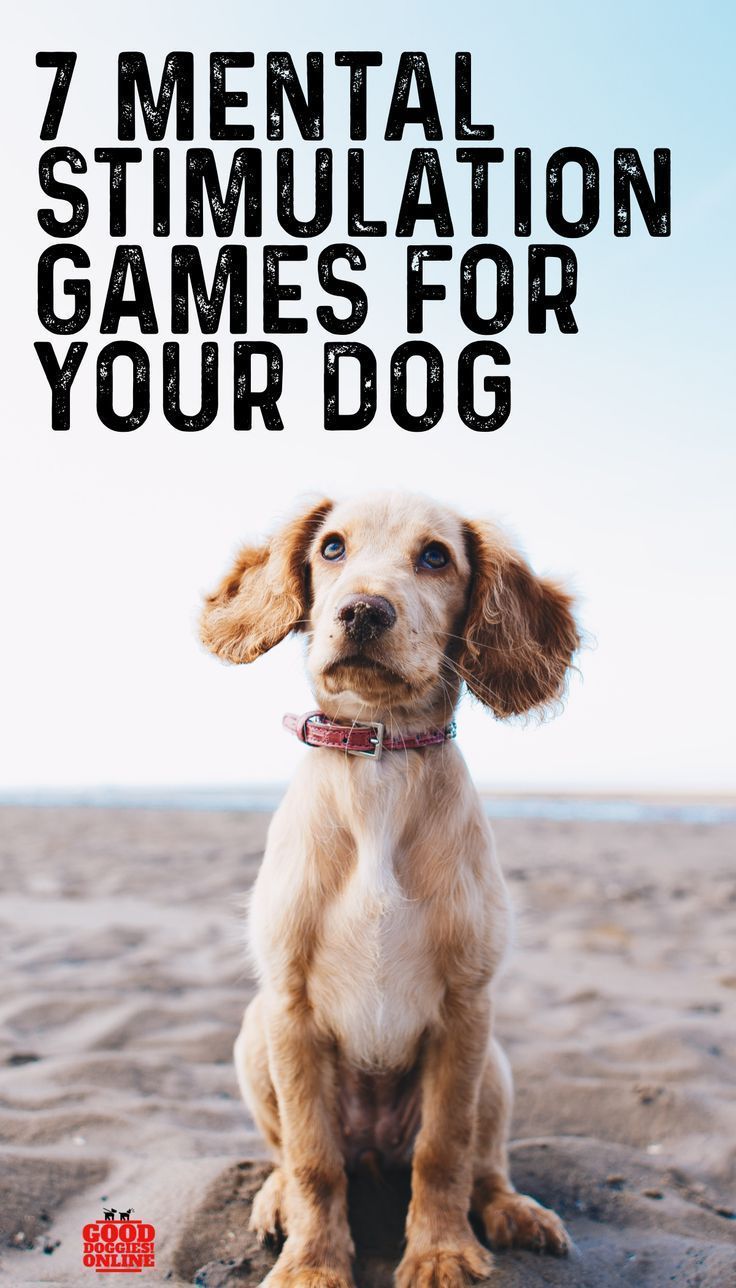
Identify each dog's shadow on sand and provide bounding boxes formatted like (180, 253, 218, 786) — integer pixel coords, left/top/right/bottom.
(348, 1168, 413, 1282)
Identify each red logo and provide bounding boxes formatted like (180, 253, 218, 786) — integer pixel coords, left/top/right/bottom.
(82, 1209, 155, 1274)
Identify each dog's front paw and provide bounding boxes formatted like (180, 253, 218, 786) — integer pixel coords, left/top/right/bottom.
(260, 1242, 355, 1288)
(479, 1191, 569, 1255)
(395, 1238, 493, 1288)
(249, 1166, 287, 1246)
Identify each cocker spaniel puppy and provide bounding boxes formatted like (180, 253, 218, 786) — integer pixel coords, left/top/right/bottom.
(201, 492, 580, 1288)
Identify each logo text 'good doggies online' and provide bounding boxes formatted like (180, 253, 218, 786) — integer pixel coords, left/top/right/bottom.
(82, 1207, 155, 1273)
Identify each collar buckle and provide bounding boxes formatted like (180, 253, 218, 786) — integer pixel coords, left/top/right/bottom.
(348, 719, 385, 760)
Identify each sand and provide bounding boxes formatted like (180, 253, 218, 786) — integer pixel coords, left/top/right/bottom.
(0, 804, 734, 1286)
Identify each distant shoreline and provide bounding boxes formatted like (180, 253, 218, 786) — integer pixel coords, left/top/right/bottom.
(1, 788, 734, 825)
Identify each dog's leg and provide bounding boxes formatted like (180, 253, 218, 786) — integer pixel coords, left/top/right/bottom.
(236, 993, 283, 1152)
(235, 995, 288, 1246)
(395, 995, 494, 1288)
(259, 994, 355, 1288)
(470, 1037, 569, 1256)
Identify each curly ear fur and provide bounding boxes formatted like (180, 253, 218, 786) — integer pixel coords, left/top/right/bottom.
(200, 498, 333, 663)
(459, 521, 580, 718)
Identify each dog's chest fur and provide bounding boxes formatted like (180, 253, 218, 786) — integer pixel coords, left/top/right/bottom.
(309, 790, 444, 1071)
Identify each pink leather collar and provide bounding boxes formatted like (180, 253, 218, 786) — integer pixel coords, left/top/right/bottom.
(283, 711, 457, 760)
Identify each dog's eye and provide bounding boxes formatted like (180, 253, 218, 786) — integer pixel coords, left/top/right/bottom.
(321, 535, 346, 561)
(418, 542, 449, 570)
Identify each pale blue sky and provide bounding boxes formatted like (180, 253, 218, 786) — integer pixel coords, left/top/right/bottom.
(1, 1, 734, 792)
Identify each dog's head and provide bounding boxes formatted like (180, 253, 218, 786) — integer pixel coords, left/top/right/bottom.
(200, 492, 580, 726)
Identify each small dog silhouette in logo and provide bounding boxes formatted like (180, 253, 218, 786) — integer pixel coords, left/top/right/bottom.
(103, 1208, 116, 1220)
(117, 1209, 134, 1221)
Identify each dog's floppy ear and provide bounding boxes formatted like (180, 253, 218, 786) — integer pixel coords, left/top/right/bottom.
(200, 497, 333, 663)
(458, 521, 580, 718)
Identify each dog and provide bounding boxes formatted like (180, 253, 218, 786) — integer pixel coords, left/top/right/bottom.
(117, 1209, 133, 1221)
(103, 1208, 116, 1221)
(200, 491, 580, 1288)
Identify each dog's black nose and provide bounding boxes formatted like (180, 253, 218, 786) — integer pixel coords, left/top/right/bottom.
(337, 594, 397, 644)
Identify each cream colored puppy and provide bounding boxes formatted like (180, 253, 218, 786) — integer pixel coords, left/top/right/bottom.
(201, 492, 579, 1288)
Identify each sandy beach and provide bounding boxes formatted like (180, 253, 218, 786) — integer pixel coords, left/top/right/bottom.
(1, 804, 734, 1286)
